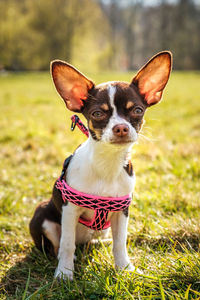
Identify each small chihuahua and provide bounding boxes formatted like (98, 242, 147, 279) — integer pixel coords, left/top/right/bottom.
(30, 51, 172, 280)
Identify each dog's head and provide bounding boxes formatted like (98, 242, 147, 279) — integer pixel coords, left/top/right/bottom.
(51, 51, 172, 145)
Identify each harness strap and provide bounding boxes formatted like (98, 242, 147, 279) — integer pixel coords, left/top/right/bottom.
(71, 115, 89, 137)
(79, 210, 110, 231)
(60, 155, 73, 180)
(56, 178, 131, 231)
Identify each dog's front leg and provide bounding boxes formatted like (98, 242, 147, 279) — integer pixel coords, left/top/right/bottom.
(54, 203, 80, 280)
(111, 211, 134, 271)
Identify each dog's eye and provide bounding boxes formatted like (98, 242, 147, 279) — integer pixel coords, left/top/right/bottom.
(133, 107, 143, 114)
(92, 111, 104, 119)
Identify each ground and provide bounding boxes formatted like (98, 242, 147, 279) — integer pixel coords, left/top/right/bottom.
(0, 71, 200, 299)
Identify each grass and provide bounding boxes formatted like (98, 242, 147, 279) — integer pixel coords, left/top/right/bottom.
(0, 70, 200, 299)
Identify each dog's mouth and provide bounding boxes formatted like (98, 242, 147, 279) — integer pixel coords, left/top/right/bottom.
(109, 133, 138, 145)
(110, 138, 134, 145)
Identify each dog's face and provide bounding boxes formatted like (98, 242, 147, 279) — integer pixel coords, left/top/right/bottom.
(82, 82, 145, 144)
(51, 52, 172, 145)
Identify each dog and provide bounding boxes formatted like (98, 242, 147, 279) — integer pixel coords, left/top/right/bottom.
(29, 51, 172, 280)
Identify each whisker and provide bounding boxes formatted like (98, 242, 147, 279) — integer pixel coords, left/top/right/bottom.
(142, 126, 152, 130)
(138, 133, 157, 142)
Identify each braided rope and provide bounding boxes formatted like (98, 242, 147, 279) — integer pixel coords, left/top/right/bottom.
(56, 179, 132, 230)
(71, 115, 89, 137)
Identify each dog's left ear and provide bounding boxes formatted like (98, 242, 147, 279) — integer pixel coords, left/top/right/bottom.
(51, 60, 94, 112)
(132, 51, 172, 106)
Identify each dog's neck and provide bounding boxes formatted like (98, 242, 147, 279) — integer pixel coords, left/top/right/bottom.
(67, 136, 134, 196)
(85, 136, 133, 180)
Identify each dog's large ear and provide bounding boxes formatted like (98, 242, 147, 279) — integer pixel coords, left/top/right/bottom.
(51, 60, 94, 112)
(132, 51, 172, 106)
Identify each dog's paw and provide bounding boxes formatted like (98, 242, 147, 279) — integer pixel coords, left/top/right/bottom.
(54, 266, 73, 281)
(115, 260, 143, 274)
(125, 262, 135, 271)
(116, 261, 134, 271)
(125, 263, 143, 274)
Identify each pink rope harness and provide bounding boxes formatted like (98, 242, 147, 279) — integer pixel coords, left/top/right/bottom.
(56, 179, 131, 230)
(55, 115, 132, 231)
(71, 115, 89, 137)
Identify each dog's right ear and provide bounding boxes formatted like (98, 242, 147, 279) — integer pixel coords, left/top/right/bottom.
(51, 60, 94, 112)
(132, 51, 172, 106)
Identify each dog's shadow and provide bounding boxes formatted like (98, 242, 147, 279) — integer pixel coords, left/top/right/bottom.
(0, 241, 110, 299)
(2, 234, 199, 299)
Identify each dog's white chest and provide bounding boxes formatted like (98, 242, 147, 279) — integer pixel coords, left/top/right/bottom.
(65, 138, 135, 225)
(66, 139, 135, 198)
(67, 171, 135, 198)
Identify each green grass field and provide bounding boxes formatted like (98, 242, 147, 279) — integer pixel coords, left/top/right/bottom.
(0, 71, 200, 299)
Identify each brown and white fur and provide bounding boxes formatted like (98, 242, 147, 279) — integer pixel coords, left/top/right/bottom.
(29, 51, 172, 280)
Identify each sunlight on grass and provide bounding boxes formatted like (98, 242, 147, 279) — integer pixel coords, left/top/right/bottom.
(0, 71, 200, 299)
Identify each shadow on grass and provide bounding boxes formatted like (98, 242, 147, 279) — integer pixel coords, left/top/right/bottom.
(1, 235, 200, 299)
(131, 231, 200, 252)
(0, 247, 56, 299)
(0, 242, 106, 299)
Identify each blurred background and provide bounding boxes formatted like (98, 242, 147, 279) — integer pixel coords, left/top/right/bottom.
(0, 0, 200, 72)
(1, 2, 200, 298)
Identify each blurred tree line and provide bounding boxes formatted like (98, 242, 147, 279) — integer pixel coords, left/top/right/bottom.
(0, 0, 199, 71)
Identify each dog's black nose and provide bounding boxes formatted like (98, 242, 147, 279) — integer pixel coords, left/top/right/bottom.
(112, 124, 129, 137)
